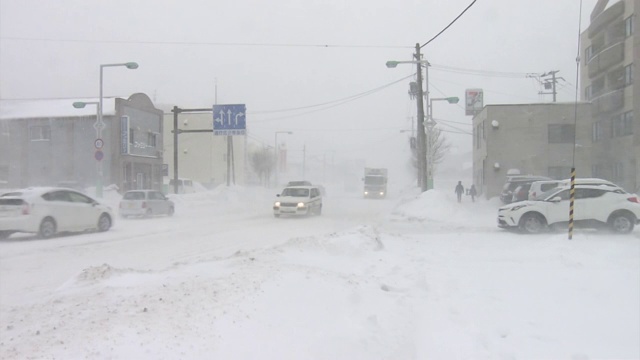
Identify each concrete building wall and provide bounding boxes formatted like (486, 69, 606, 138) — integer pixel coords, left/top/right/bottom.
(0, 93, 164, 193)
(473, 103, 592, 199)
(162, 111, 247, 188)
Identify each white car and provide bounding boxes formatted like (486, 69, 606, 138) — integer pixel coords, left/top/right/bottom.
(273, 186, 323, 217)
(498, 184, 640, 234)
(119, 190, 174, 218)
(528, 178, 621, 201)
(0, 187, 114, 239)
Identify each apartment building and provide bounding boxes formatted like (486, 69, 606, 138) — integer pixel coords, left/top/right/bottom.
(581, 0, 640, 193)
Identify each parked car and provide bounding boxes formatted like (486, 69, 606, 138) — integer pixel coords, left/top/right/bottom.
(286, 180, 312, 187)
(511, 183, 534, 203)
(498, 184, 640, 234)
(0, 187, 113, 239)
(528, 178, 621, 201)
(273, 186, 322, 217)
(166, 178, 195, 194)
(119, 190, 174, 218)
(500, 175, 551, 204)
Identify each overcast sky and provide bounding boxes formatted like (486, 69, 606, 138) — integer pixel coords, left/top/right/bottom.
(0, 0, 599, 173)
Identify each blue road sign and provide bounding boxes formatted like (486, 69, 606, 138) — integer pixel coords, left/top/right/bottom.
(213, 104, 246, 136)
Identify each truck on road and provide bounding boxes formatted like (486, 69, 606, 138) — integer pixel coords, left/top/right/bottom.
(363, 168, 388, 198)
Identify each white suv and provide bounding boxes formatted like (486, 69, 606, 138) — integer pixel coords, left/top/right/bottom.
(528, 178, 620, 201)
(498, 184, 640, 234)
(273, 186, 322, 217)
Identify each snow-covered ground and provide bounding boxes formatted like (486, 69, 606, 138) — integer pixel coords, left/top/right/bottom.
(0, 183, 638, 359)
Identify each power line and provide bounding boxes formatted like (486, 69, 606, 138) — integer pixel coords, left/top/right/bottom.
(420, 0, 478, 48)
(252, 74, 415, 123)
(251, 73, 415, 114)
(431, 64, 532, 78)
(0, 36, 412, 49)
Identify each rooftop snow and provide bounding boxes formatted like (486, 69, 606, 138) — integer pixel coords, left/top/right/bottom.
(0, 98, 117, 120)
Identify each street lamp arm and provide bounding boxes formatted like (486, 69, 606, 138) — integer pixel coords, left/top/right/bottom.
(101, 62, 139, 70)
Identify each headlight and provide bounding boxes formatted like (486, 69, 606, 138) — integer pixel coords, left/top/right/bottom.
(297, 202, 306, 207)
(364, 191, 369, 195)
(380, 192, 384, 195)
(510, 205, 527, 211)
(274, 202, 280, 207)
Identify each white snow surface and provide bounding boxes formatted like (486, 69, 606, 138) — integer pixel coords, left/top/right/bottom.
(0, 184, 638, 359)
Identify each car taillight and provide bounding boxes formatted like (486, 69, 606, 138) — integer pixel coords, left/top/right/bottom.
(22, 203, 30, 215)
(627, 197, 639, 203)
(119, 202, 124, 208)
(141, 201, 147, 208)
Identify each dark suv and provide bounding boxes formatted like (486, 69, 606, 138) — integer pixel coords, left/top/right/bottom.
(500, 175, 551, 204)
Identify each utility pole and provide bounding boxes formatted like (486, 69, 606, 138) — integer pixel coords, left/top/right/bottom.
(538, 70, 563, 102)
(414, 43, 428, 192)
(302, 145, 306, 179)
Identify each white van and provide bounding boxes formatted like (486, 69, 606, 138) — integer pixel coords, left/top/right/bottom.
(165, 178, 195, 194)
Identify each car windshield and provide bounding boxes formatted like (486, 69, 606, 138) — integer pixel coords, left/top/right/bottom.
(281, 188, 309, 197)
(539, 187, 562, 200)
(123, 192, 146, 200)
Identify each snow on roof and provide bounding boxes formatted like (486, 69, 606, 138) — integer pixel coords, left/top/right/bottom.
(0, 98, 117, 120)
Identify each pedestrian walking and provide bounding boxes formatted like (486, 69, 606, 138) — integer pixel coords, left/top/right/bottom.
(469, 184, 477, 202)
(455, 181, 464, 203)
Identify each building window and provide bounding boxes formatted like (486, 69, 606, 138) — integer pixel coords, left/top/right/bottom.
(613, 162, 624, 182)
(548, 124, 575, 144)
(29, 125, 51, 141)
(548, 166, 572, 180)
(613, 111, 633, 137)
(585, 46, 594, 62)
(624, 64, 633, 86)
(129, 128, 135, 145)
(625, 15, 634, 37)
(147, 132, 157, 147)
(585, 85, 592, 101)
(592, 121, 603, 142)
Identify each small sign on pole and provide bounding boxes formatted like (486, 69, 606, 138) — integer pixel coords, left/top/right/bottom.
(465, 89, 484, 116)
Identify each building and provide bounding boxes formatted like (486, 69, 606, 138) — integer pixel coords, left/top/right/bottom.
(472, 103, 592, 199)
(0, 93, 164, 194)
(581, 0, 639, 193)
(161, 110, 247, 188)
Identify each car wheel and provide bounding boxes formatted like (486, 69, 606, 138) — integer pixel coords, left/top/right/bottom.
(0, 231, 14, 240)
(145, 208, 152, 218)
(274, 214, 280, 218)
(316, 205, 322, 216)
(168, 206, 175, 217)
(519, 213, 546, 234)
(609, 212, 635, 234)
(38, 217, 57, 239)
(97, 213, 112, 232)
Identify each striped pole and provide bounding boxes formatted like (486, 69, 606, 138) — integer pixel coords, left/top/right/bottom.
(568, 168, 576, 240)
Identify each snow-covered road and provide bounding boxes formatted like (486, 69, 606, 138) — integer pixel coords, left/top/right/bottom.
(1, 185, 638, 359)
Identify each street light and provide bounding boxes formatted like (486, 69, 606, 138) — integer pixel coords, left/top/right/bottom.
(98, 62, 138, 197)
(425, 96, 459, 190)
(387, 43, 430, 191)
(72, 101, 101, 197)
(274, 131, 293, 187)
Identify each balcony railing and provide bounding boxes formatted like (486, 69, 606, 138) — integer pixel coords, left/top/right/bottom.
(592, 88, 624, 115)
(588, 41, 625, 77)
(589, 0, 625, 38)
